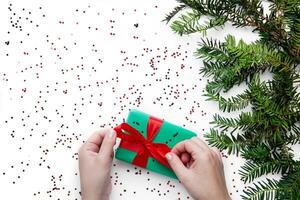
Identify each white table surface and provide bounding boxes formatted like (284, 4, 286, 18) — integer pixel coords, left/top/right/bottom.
(0, 0, 285, 199)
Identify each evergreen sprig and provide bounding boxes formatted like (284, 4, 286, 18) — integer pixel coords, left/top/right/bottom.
(242, 178, 279, 200)
(165, 0, 300, 199)
(239, 160, 291, 183)
(205, 91, 250, 112)
(205, 128, 246, 155)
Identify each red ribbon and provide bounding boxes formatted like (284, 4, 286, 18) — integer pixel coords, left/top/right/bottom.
(114, 116, 171, 169)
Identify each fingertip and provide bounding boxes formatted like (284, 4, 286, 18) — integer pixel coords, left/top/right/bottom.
(103, 128, 117, 142)
(108, 129, 116, 138)
(165, 152, 188, 179)
(98, 129, 117, 159)
(165, 152, 172, 161)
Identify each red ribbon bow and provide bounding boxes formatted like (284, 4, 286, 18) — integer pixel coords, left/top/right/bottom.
(114, 116, 171, 169)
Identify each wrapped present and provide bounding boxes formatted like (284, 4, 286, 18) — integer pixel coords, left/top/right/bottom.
(114, 109, 197, 179)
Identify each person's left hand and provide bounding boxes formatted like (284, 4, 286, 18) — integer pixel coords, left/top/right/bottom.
(78, 128, 117, 200)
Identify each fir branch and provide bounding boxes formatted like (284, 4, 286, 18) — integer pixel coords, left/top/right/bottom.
(170, 10, 202, 35)
(242, 178, 280, 200)
(197, 38, 227, 61)
(277, 166, 300, 200)
(196, 17, 227, 36)
(166, 1, 300, 199)
(239, 160, 291, 183)
(211, 114, 239, 130)
(287, 124, 300, 145)
(205, 128, 245, 155)
(205, 90, 250, 112)
(163, 4, 187, 23)
(240, 144, 272, 162)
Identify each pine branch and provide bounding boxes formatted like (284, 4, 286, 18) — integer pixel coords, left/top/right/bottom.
(277, 166, 300, 200)
(166, 1, 300, 199)
(197, 38, 227, 62)
(287, 124, 300, 145)
(170, 10, 202, 35)
(211, 114, 239, 131)
(242, 178, 280, 200)
(196, 17, 227, 36)
(163, 4, 187, 23)
(205, 128, 245, 155)
(239, 160, 291, 183)
(205, 90, 250, 112)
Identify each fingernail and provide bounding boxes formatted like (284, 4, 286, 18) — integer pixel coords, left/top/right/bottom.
(109, 129, 116, 138)
(165, 153, 172, 161)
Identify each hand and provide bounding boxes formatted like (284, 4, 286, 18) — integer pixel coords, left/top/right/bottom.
(165, 137, 230, 200)
(78, 129, 117, 200)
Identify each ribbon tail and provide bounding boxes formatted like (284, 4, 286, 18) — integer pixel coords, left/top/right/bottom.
(148, 143, 171, 169)
(132, 150, 149, 168)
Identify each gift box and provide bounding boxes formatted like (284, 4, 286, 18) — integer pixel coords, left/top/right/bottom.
(114, 109, 197, 179)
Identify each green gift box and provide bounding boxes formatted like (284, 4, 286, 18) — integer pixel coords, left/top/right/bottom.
(114, 109, 197, 179)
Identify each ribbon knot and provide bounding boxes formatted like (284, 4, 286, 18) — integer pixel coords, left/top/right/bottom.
(114, 116, 171, 169)
(145, 141, 153, 149)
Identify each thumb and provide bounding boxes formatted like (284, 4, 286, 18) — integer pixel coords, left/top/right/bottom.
(98, 129, 117, 161)
(165, 152, 188, 179)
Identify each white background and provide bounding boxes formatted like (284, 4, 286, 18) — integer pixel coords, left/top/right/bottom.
(0, 0, 287, 199)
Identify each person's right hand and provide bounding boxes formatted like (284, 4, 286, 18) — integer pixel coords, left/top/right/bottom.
(165, 137, 230, 200)
(78, 129, 116, 200)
